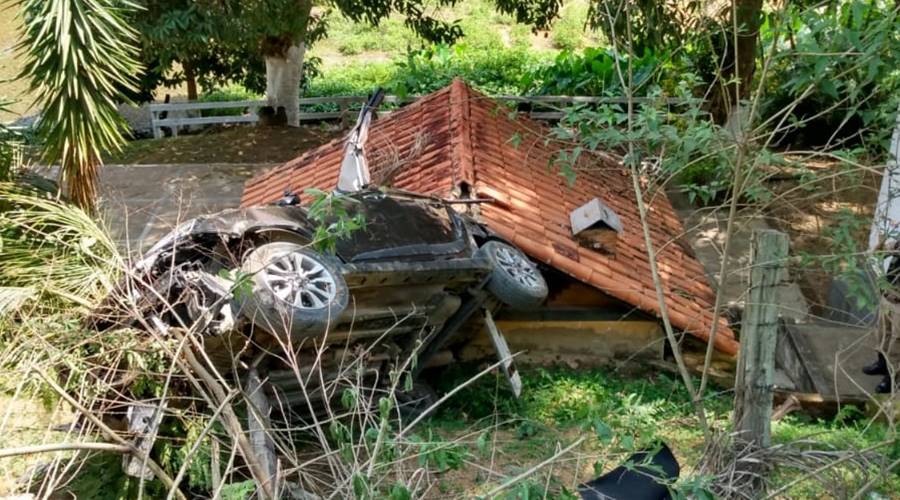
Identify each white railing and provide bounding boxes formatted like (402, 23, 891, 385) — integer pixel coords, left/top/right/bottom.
(149, 95, 697, 139)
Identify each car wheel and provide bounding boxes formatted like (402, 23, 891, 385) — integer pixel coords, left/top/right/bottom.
(238, 242, 349, 338)
(477, 240, 548, 308)
(396, 381, 439, 422)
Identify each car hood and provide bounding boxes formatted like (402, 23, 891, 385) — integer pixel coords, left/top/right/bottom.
(136, 206, 315, 272)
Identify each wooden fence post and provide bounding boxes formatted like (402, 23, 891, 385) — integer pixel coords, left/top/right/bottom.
(733, 229, 789, 448)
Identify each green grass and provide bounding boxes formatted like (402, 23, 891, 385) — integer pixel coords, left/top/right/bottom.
(428, 365, 899, 498)
(551, 1, 595, 51)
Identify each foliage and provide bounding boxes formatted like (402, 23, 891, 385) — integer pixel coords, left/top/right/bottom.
(437, 365, 729, 428)
(133, 1, 230, 98)
(0, 182, 123, 309)
(306, 62, 397, 98)
(0, 98, 18, 182)
(524, 46, 667, 96)
(325, 13, 421, 56)
(492, 0, 702, 53)
(760, 1, 900, 153)
(218, 480, 257, 500)
(304, 188, 365, 253)
(130, 0, 466, 101)
(389, 44, 542, 97)
(550, 0, 590, 51)
(48, 452, 165, 500)
(547, 74, 775, 205)
(15, 0, 141, 211)
(303, 42, 549, 106)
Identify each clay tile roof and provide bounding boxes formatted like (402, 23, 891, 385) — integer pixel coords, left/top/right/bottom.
(241, 80, 738, 355)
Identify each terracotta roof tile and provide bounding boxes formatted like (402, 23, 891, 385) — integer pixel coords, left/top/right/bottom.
(241, 79, 738, 355)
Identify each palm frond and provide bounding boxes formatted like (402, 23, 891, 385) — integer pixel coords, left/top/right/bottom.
(0, 182, 123, 310)
(14, 0, 141, 210)
(0, 286, 36, 316)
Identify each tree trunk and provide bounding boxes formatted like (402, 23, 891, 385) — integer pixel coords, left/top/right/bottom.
(184, 61, 198, 101)
(710, 0, 763, 124)
(62, 150, 100, 214)
(265, 43, 305, 127)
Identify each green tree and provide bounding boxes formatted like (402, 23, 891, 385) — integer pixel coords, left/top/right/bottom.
(131, 0, 266, 102)
(15, 0, 141, 212)
(227, 0, 462, 126)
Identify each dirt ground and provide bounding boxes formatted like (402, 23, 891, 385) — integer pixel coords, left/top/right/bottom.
(761, 158, 880, 315)
(102, 124, 343, 165)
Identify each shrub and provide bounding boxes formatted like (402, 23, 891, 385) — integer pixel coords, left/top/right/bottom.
(304, 43, 547, 104)
(388, 44, 543, 97)
(305, 63, 397, 97)
(551, 0, 590, 51)
(524, 46, 668, 96)
(760, 1, 900, 154)
(324, 12, 420, 57)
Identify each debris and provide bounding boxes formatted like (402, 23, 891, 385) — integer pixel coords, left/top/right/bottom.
(578, 442, 680, 500)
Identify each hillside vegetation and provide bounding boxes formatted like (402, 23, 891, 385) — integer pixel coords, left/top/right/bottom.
(0, 0, 596, 121)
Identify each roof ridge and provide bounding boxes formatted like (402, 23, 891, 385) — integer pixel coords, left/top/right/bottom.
(449, 79, 475, 190)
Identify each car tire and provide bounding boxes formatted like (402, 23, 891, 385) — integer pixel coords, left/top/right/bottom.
(238, 242, 348, 339)
(396, 381, 439, 422)
(477, 240, 548, 308)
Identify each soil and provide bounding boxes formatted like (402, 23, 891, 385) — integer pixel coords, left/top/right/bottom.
(761, 157, 880, 315)
(102, 124, 343, 165)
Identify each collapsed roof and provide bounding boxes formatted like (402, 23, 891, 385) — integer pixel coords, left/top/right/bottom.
(241, 79, 738, 355)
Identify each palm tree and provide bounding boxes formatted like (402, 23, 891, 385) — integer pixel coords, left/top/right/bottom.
(16, 0, 140, 212)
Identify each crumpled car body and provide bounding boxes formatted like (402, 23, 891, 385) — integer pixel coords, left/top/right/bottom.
(96, 187, 549, 410)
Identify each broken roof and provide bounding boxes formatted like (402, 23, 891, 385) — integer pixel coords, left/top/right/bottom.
(241, 80, 738, 355)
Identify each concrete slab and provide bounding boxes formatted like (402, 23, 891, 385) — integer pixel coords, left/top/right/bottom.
(781, 321, 884, 401)
(99, 163, 273, 250)
(36, 163, 275, 251)
(668, 189, 810, 323)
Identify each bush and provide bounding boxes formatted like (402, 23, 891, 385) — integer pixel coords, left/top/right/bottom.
(524, 46, 669, 96)
(760, 1, 900, 154)
(388, 44, 544, 97)
(305, 43, 547, 103)
(305, 63, 396, 98)
(324, 12, 420, 57)
(551, 0, 589, 51)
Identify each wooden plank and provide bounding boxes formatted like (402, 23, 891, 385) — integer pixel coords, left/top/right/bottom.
(529, 112, 565, 120)
(122, 401, 167, 479)
(149, 99, 265, 112)
(154, 115, 259, 127)
(460, 319, 664, 366)
(734, 230, 789, 448)
(483, 309, 522, 398)
(781, 322, 883, 402)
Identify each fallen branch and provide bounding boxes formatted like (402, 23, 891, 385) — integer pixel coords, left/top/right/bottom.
(0, 442, 131, 459)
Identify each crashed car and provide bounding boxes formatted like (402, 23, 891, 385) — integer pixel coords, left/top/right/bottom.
(97, 90, 548, 412)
